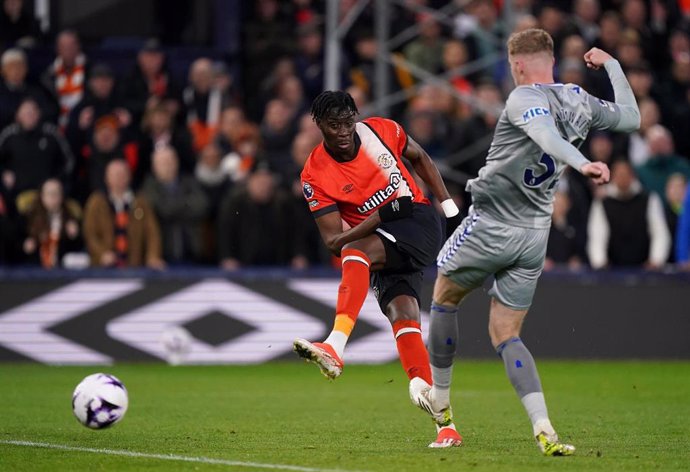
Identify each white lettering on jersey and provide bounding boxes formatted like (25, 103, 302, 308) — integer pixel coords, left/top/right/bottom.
(357, 173, 402, 213)
(522, 107, 551, 123)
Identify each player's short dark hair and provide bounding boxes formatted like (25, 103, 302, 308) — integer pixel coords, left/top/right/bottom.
(310, 90, 359, 123)
(507, 28, 554, 56)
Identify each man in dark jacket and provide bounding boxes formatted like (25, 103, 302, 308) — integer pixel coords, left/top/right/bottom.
(141, 146, 209, 263)
(0, 97, 73, 195)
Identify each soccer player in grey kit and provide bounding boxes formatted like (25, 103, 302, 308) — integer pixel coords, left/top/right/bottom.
(409, 29, 640, 454)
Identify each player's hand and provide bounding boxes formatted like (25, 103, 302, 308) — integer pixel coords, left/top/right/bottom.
(379, 196, 413, 222)
(584, 48, 614, 70)
(580, 162, 610, 185)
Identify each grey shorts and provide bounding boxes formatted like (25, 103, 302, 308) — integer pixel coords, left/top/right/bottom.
(436, 207, 549, 310)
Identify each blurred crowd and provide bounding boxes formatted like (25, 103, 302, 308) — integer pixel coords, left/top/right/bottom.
(1, 0, 690, 273)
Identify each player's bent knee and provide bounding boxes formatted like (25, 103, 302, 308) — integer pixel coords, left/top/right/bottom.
(432, 274, 470, 306)
(385, 295, 420, 324)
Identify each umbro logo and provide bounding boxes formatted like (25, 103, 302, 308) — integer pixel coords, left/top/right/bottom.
(342, 184, 354, 193)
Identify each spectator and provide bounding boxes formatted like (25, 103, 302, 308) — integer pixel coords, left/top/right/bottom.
(22, 179, 82, 268)
(670, 82, 690, 159)
(613, 97, 659, 167)
(195, 143, 231, 214)
(182, 58, 228, 152)
(123, 38, 180, 123)
(0, 97, 73, 195)
(594, 10, 622, 53)
(445, 82, 502, 177)
(256, 57, 297, 121)
(537, 3, 566, 55)
(459, 0, 505, 61)
(403, 14, 446, 75)
(0, 0, 41, 48)
(66, 63, 131, 159)
(259, 99, 298, 185)
(616, 28, 644, 70)
(676, 181, 690, 270)
(243, 0, 295, 119)
(442, 39, 474, 95)
(141, 146, 209, 264)
(136, 104, 194, 188)
(214, 106, 247, 154)
(77, 115, 132, 198)
(636, 124, 690, 204)
(275, 74, 307, 117)
(0, 179, 20, 264)
(564, 0, 600, 45)
(348, 32, 409, 119)
(217, 166, 299, 270)
(0, 48, 56, 130)
(212, 61, 239, 108)
(665, 173, 687, 263)
(406, 110, 445, 158)
(294, 21, 345, 102)
(587, 160, 670, 270)
(289, 131, 328, 267)
(557, 58, 588, 88)
(83, 159, 163, 268)
(41, 30, 88, 130)
(560, 34, 587, 62)
(545, 190, 584, 271)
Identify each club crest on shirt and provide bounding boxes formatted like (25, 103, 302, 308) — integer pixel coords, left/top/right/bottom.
(303, 182, 314, 199)
(377, 153, 394, 169)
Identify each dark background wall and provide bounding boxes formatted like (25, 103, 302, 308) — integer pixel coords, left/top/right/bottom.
(0, 270, 687, 364)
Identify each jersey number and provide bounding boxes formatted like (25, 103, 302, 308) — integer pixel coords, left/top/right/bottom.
(523, 153, 556, 188)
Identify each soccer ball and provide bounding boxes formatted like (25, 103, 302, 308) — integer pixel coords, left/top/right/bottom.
(160, 326, 192, 365)
(72, 373, 128, 429)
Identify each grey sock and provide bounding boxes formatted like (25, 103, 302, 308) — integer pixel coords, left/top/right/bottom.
(428, 302, 459, 389)
(497, 337, 548, 425)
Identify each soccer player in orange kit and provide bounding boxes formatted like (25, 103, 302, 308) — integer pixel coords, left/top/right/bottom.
(293, 90, 463, 447)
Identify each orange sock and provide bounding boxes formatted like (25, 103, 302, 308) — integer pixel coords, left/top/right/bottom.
(335, 248, 371, 324)
(393, 320, 432, 384)
(323, 248, 371, 358)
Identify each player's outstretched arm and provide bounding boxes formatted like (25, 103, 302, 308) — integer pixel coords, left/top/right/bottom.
(584, 47, 640, 132)
(403, 137, 459, 218)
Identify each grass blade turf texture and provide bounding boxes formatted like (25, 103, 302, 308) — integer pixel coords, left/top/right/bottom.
(0, 361, 688, 471)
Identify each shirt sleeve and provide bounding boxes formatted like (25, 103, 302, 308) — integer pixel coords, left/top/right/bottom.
(301, 169, 338, 219)
(589, 60, 640, 132)
(367, 118, 408, 156)
(389, 119, 408, 156)
(506, 87, 591, 171)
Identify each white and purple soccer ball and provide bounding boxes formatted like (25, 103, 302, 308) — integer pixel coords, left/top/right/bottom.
(72, 373, 128, 429)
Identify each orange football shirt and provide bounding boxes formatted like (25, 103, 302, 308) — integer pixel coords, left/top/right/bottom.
(301, 117, 430, 227)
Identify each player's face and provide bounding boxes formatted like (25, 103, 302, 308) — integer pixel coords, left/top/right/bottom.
(318, 110, 357, 157)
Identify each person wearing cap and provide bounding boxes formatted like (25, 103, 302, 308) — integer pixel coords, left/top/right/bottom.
(66, 62, 132, 168)
(123, 38, 180, 122)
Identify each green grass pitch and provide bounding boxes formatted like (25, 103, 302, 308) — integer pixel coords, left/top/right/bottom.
(1, 361, 689, 472)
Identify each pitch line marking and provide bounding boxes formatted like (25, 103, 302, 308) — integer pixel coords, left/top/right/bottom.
(0, 440, 367, 472)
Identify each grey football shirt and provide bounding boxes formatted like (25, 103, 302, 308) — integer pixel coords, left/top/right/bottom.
(467, 83, 623, 229)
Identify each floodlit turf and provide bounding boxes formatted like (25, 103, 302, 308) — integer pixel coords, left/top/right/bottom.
(0, 361, 689, 472)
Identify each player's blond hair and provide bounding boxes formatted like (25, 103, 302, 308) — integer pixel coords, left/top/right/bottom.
(507, 28, 554, 56)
